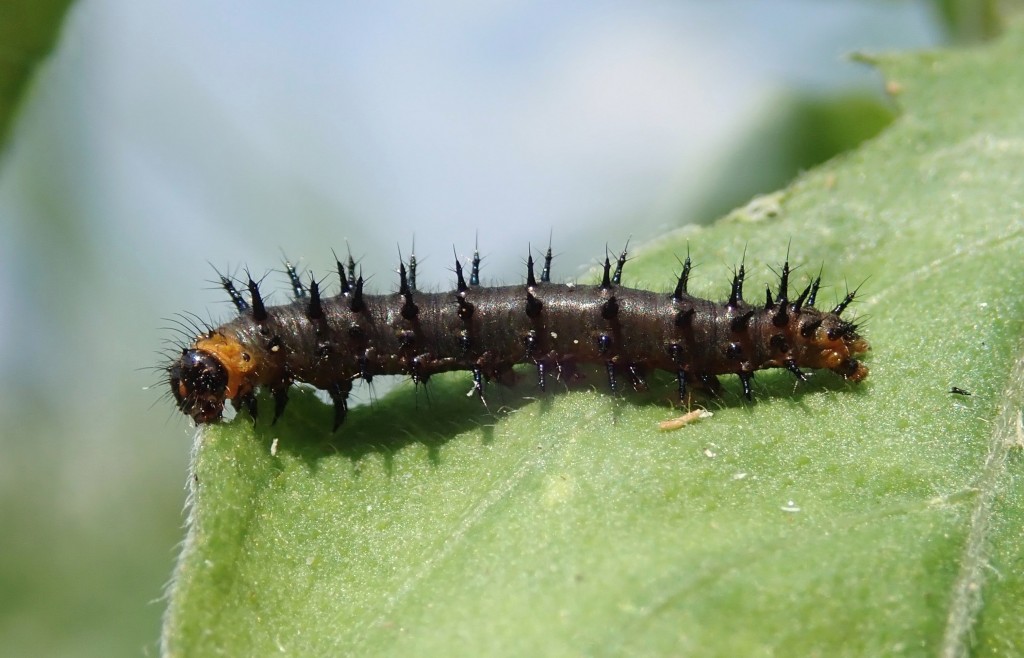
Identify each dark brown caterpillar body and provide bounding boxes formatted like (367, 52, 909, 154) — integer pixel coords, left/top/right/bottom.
(167, 243, 868, 431)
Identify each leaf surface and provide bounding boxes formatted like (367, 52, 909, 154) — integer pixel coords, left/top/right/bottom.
(163, 25, 1024, 657)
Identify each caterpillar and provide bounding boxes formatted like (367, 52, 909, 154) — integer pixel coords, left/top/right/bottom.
(166, 242, 869, 431)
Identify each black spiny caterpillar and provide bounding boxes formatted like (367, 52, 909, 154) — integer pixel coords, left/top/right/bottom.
(166, 241, 869, 431)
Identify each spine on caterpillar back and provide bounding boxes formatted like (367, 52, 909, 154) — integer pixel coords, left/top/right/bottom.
(167, 244, 869, 431)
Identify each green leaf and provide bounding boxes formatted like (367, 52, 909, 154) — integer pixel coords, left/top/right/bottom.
(163, 24, 1024, 657)
(0, 0, 75, 148)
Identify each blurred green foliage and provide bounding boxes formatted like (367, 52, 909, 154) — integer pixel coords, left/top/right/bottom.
(933, 0, 1002, 42)
(692, 91, 896, 225)
(0, 0, 74, 149)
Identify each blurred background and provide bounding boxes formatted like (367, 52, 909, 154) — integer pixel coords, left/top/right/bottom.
(0, 1, 994, 655)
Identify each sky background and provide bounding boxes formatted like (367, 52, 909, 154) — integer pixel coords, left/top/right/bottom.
(0, 1, 945, 655)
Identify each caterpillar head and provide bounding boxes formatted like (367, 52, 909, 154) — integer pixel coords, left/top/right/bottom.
(801, 313, 870, 382)
(169, 348, 230, 424)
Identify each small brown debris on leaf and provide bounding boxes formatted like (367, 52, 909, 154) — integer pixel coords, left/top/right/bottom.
(658, 409, 713, 431)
